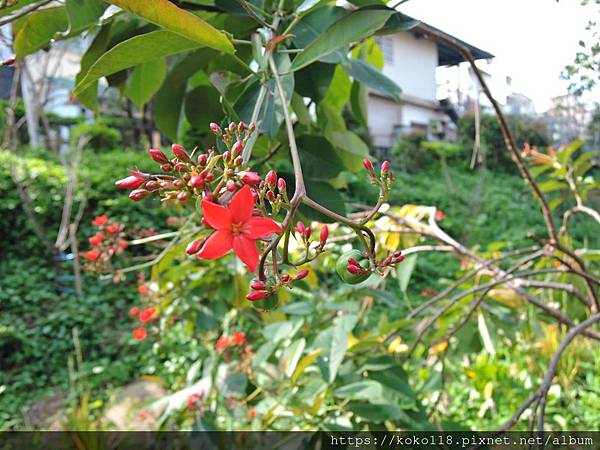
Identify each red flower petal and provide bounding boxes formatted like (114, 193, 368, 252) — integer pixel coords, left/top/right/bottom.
(201, 199, 232, 230)
(229, 185, 254, 224)
(133, 328, 147, 341)
(232, 235, 259, 272)
(244, 216, 282, 239)
(197, 229, 233, 260)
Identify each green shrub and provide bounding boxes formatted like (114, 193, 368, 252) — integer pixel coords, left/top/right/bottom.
(71, 122, 122, 151)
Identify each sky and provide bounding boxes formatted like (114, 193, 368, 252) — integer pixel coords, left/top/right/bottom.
(401, 0, 598, 112)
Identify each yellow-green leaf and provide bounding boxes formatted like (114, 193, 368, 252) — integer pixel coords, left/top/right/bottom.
(291, 349, 321, 383)
(106, 0, 234, 54)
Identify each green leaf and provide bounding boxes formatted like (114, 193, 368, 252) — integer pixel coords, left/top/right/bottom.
(300, 181, 347, 223)
(350, 80, 369, 127)
(184, 85, 224, 128)
(297, 135, 343, 180)
(74, 31, 201, 97)
(396, 253, 417, 293)
(62, 0, 106, 37)
(291, 93, 312, 126)
(154, 50, 208, 140)
(334, 381, 383, 401)
(106, 0, 234, 54)
(295, 62, 336, 102)
(347, 401, 407, 422)
(328, 130, 370, 171)
(13, 7, 68, 59)
(296, 0, 322, 15)
(557, 139, 584, 165)
(538, 179, 567, 193)
(215, 363, 247, 398)
(291, 350, 322, 383)
(291, 9, 393, 71)
(378, 11, 419, 35)
(75, 25, 111, 111)
(328, 323, 349, 383)
(124, 60, 167, 110)
(343, 58, 401, 101)
(282, 338, 306, 378)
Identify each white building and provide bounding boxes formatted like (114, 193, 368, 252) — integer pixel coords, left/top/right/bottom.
(369, 22, 493, 150)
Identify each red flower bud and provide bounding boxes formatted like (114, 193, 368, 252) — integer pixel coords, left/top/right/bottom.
(115, 175, 146, 190)
(133, 327, 147, 341)
(139, 307, 157, 323)
(266, 191, 275, 201)
(248, 122, 256, 133)
(251, 280, 266, 290)
(226, 180, 237, 192)
(177, 191, 188, 202)
(118, 239, 128, 249)
(129, 306, 139, 317)
(190, 175, 204, 189)
(209, 122, 222, 135)
(277, 178, 286, 193)
(186, 239, 205, 255)
(347, 257, 361, 267)
(295, 221, 306, 235)
(198, 153, 208, 165)
(223, 151, 230, 162)
(231, 141, 244, 156)
(228, 122, 236, 133)
(347, 264, 363, 275)
(363, 159, 374, 171)
(205, 172, 214, 182)
(295, 269, 309, 280)
(381, 160, 390, 173)
(250, 189, 259, 202)
(303, 227, 312, 239)
(149, 148, 169, 164)
(237, 122, 245, 133)
(266, 170, 277, 187)
(174, 162, 188, 172)
(85, 249, 100, 261)
(145, 180, 159, 191)
(246, 290, 271, 301)
(172, 144, 192, 162)
(129, 189, 150, 201)
(160, 163, 173, 172)
(239, 171, 261, 186)
(281, 274, 290, 282)
(319, 226, 328, 245)
(234, 156, 243, 166)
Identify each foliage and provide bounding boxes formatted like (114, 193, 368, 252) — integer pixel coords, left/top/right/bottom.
(71, 122, 122, 151)
(458, 113, 549, 172)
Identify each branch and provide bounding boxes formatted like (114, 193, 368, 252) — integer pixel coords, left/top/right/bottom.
(0, 0, 52, 27)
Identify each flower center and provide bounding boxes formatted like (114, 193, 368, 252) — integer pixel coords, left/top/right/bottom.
(231, 222, 244, 235)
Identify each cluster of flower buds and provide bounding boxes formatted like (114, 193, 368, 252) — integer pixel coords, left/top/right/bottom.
(346, 250, 405, 276)
(115, 121, 260, 207)
(215, 331, 247, 351)
(256, 169, 289, 215)
(215, 331, 253, 365)
(363, 158, 394, 194)
(83, 215, 128, 275)
(246, 268, 310, 302)
(129, 274, 159, 341)
(296, 221, 329, 256)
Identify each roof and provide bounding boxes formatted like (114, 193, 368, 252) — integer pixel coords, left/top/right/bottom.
(411, 21, 494, 66)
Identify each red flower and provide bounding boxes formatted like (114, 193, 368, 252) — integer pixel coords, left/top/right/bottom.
(248, 409, 257, 419)
(118, 239, 128, 249)
(137, 285, 149, 294)
(115, 175, 146, 190)
(197, 185, 281, 272)
(92, 215, 108, 226)
(187, 391, 204, 411)
(105, 223, 119, 234)
(88, 233, 104, 246)
(215, 335, 231, 352)
(85, 249, 100, 261)
(129, 306, 139, 317)
(232, 331, 246, 346)
(139, 307, 157, 323)
(435, 210, 446, 222)
(133, 327, 147, 341)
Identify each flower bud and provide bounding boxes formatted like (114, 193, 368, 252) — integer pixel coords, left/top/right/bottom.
(186, 239, 205, 255)
(303, 227, 312, 239)
(251, 280, 266, 290)
(234, 156, 243, 166)
(295, 221, 306, 235)
(89, 233, 104, 246)
(177, 191, 188, 202)
(239, 171, 261, 186)
(173, 179, 184, 189)
(129, 306, 139, 318)
(205, 172, 214, 182)
(266, 191, 275, 201)
(172, 144, 192, 162)
(295, 269, 309, 280)
(198, 153, 208, 165)
(223, 151, 230, 162)
(149, 148, 169, 164)
(347, 257, 361, 267)
(226, 180, 237, 192)
(231, 141, 244, 156)
(160, 163, 173, 172)
(174, 162, 188, 172)
(115, 175, 146, 189)
(250, 189, 259, 202)
(277, 178, 286, 193)
(363, 159, 374, 172)
(248, 122, 256, 133)
(238, 122, 245, 133)
(246, 290, 270, 301)
(266, 170, 277, 187)
(319, 226, 329, 245)
(281, 274, 290, 282)
(228, 122, 236, 133)
(145, 180, 159, 191)
(190, 175, 204, 188)
(129, 189, 150, 201)
(133, 327, 147, 341)
(381, 160, 390, 173)
(209, 122, 222, 135)
(347, 264, 363, 275)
